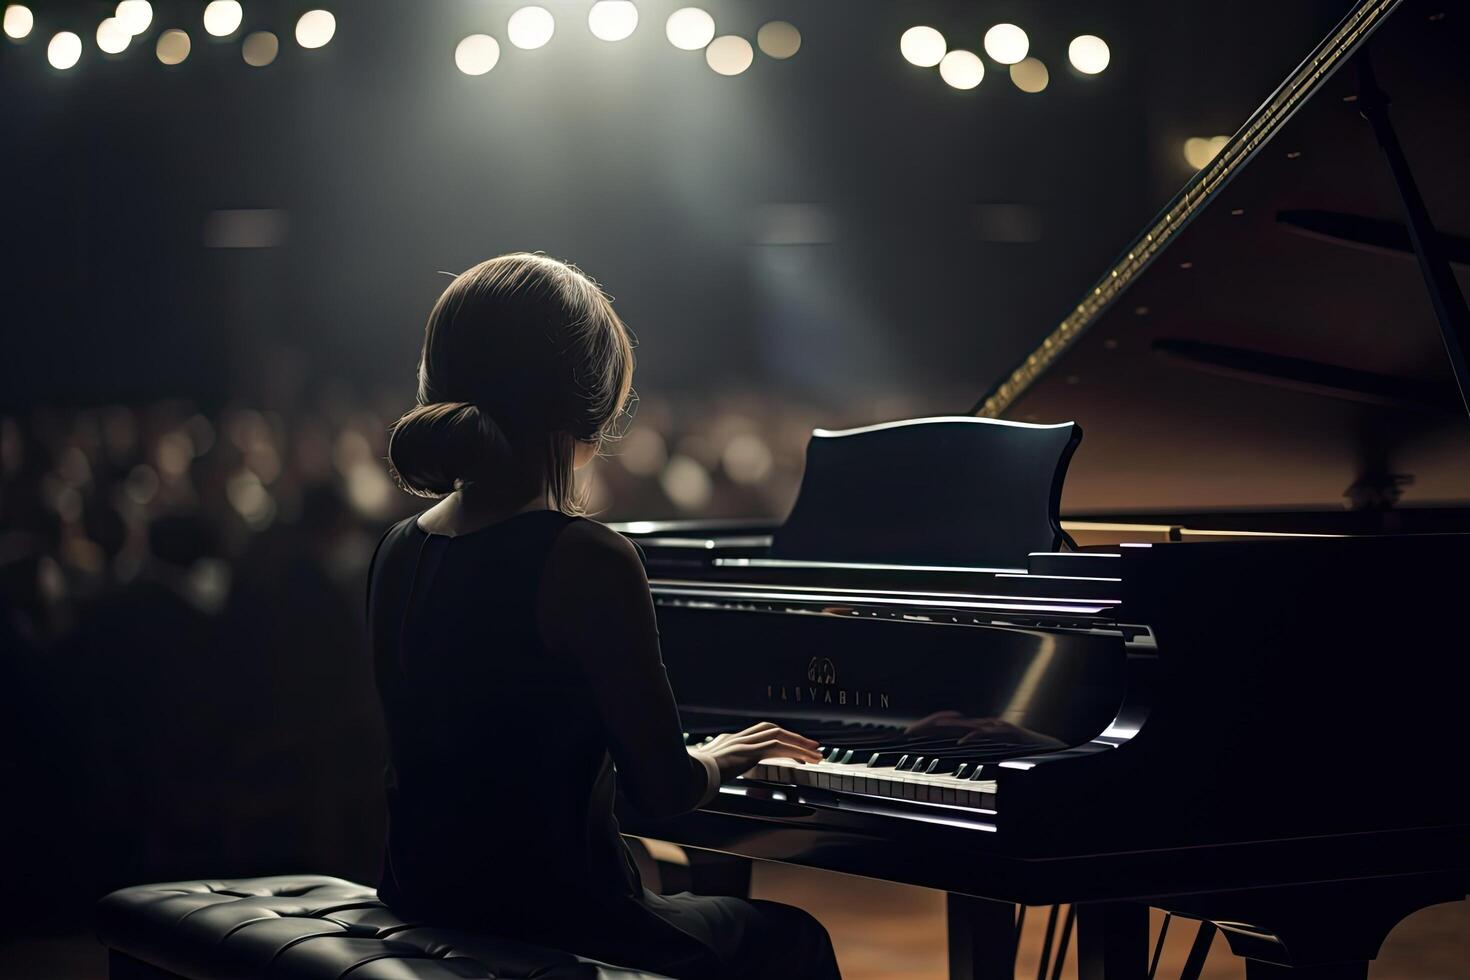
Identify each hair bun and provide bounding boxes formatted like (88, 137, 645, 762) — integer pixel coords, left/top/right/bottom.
(387, 401, 513, 498)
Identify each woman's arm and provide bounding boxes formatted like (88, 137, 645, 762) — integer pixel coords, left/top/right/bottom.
(538, 520, 817, 817)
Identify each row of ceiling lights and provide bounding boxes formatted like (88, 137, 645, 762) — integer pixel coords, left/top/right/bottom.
(4, 2, 334, 69)
(4, 3, 1109, 88)
(453, 4, 799, 78)
(899, 23, 1110, 93)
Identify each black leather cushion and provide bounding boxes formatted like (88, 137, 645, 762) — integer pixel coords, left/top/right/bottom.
(96, 875, 672, 980)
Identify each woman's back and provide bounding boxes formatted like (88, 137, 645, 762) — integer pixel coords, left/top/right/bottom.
(365, 253, 838, 977)
(367, 511, 637, 923)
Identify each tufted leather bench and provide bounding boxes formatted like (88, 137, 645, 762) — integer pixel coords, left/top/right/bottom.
(96, 875, 672, 979)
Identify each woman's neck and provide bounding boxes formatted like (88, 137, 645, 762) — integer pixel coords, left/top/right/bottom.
(415, 487, 551, 537)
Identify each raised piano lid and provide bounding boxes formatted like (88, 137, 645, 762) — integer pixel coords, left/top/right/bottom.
(976, 0, 1470, 532)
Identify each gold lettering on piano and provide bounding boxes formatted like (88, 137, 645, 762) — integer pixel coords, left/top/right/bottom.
(764, 657, 892, 712)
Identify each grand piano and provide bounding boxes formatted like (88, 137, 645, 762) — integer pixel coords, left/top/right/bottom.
(615, 1, 1470, 977)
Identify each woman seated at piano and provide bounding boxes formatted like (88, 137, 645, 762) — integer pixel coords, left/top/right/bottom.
(366, 252, 840, 979)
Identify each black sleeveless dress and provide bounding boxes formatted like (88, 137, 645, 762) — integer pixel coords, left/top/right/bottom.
(366, 512, 839, 979)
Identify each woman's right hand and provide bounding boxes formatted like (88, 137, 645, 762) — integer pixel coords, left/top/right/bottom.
(690, 721, 823, 780)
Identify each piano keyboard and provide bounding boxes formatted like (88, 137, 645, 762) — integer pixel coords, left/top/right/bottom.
(744, 756, 997, 809)
(683, 716, 1014, 811)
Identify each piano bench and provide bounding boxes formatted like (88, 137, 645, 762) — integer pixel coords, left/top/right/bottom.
(96, 874, 673, 980)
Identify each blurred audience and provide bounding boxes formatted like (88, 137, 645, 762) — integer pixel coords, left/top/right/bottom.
(0, 381, 920, 934)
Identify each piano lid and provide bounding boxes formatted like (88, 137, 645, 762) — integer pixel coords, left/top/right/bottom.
(977, 0, 1470, 522)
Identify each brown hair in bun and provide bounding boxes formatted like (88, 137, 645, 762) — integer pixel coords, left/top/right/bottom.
(387, 253, 634, 513)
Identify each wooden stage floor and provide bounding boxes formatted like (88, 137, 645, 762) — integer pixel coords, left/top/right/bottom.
(2, 863, 1464, 978)
(749, 862, 1469, 980)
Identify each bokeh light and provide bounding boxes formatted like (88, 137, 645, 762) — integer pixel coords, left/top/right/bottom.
(661, 455, 712, 511)
(241, 29, 277, 66)
(982, 23, 1028, 64)
(899, 26, 945, 68)
(155, 27, 189, 64)
(203, 0, 242, 38)
(294, 9, 334, 49)
(47, 30, 82, 69)
(665, 7, 714, 51)
(756, 20, 800, 59)
(1183, 135, 1229, 170)
(1068, 34, 1110, 74)
(938, 49, 984, 90)
(618, 428, 668, 477)
(723, 434, 773, 484)
(114, 0, 152, 36)
(3, 5, 33, 40)
(588, 1, 637, 42)
(507, 6, 554, 50)
(1009, 57, 1049, 93)
(97, 18, 131, 54)
(705, 34, 752, 75)
(455, 33, 500, 75)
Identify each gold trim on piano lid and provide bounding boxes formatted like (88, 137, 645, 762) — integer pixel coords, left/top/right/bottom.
(975, 0, 1402, 419)
(1061, 520, 1343, 539)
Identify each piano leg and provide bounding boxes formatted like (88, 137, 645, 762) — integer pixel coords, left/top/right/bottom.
(1076, 902, 1149, 980)
(1166, 871, 1464, 980)
(946, 893, 1017, 980)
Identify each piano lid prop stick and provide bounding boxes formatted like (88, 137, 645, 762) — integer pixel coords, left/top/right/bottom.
(1356, 52, 1470, 418)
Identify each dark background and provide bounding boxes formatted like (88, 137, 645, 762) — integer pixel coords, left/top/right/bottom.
(0, 0, 1355, 940)
(4, 1, 1353, 426)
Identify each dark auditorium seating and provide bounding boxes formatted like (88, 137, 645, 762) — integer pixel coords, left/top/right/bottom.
(96, 875, 672, 979)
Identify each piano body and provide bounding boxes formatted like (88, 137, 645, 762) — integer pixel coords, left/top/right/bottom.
(616, 1, 1470, 976)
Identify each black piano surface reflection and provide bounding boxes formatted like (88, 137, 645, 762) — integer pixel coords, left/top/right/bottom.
(616, 2, 1470, 977)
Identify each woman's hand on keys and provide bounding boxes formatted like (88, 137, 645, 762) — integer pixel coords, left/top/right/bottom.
(690, 721, 822, 780)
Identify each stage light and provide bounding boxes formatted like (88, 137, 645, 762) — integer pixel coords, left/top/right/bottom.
(1010, 57, 1048, 93)
(203, 0, 242, 38)
(756, 20, 800, 59)
(899, 26, 945, 68)
(115, 1, 151, 36)
(507, 6, 554, 49)
(705, 34, 751, 75)
(939, 49, 984, 90)
(49, 29, 84, 69)
(1068, 34, 1109, 74)
(983, 23, 1027, 64)
(666, 7, 714, 51)
(3, 5, 33, 40)
(156, 27, 189, 64)
(588, 1, 637, 42)
(97, 17, 130, 53)
(47, 31, 81, 69)
(241, 29, 277, 66)
(455, 33, 500, 75)
(295, 9, 334, 49)
(1183, 135, 1229, 170)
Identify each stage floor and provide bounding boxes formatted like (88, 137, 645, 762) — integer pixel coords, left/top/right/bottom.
(3, 863, 1464, 978)
(748, 862, 1468, 980)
